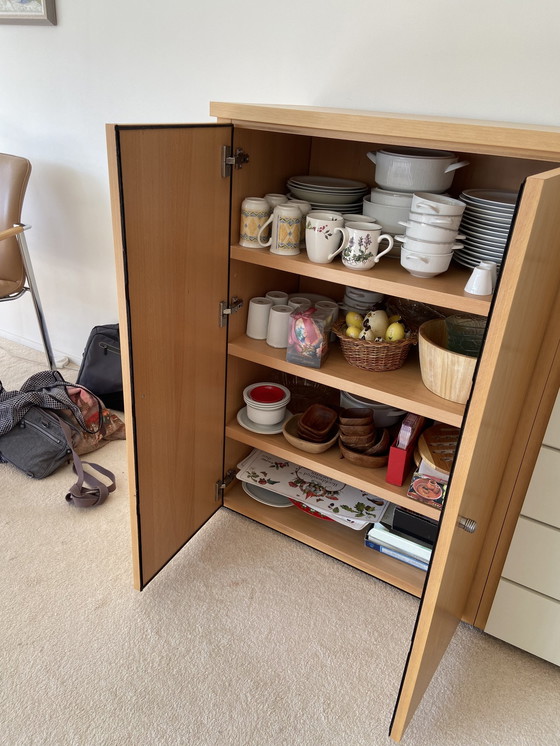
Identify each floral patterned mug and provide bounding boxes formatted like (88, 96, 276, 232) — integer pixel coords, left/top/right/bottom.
(304, 211, 345, 264)
(328, 221, 394, 270)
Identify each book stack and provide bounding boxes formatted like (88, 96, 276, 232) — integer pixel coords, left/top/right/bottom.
(365, 505, 436, 571)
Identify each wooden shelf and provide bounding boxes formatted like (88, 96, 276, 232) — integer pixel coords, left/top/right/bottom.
(231, 244, 492, 317)
(228, 336, 465, 428)
(224, 483, 427, 597)
(226, 420, 441, 521)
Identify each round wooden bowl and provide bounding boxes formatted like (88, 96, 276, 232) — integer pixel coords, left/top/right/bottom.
(418, 319, 477, 404)
(282, 414, 339, 454)
(339, 441, 389, 468)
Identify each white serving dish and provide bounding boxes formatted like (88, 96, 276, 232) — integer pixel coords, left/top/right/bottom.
(408, 211, 464, 231)
(398, 220, 464, 243)
(411, 192, 466, 216)
(400, 249, 454, 278)
(396, 235, 463, 255)
(367, 148, 469, 193)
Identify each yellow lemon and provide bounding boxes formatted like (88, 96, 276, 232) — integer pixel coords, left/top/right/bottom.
(388, 314, 402, 325)
(345, 325, 362, 339)
(345, 311, 363, 328)
(385, 321, 406, 341)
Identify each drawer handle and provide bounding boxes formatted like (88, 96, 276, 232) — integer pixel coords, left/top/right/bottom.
(458, 517, 477, 533)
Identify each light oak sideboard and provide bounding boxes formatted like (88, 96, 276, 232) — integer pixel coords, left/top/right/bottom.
(106, 103, 560, 741)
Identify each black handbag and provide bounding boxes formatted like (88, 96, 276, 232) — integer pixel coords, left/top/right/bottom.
(76, 324, 124, 410)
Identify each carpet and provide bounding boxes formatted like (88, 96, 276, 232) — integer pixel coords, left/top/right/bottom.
(1, 338, 559, 745)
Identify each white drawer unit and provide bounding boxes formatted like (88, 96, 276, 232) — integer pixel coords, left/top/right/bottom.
(485, 579, 560, 666)
(501, 516, 560, 600)
(521, 446, 560, 529)
(543, 392, 560, 450)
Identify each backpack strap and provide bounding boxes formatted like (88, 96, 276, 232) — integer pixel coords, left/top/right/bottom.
(65, 455, 116, 507)
(54, 414, 116, 507)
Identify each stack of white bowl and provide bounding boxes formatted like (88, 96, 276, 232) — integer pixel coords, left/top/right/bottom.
(362, 189, 412, 257)
(362, 147, 469, 260)
(243, 382, 291, 426)
(396, 193, 466, 278)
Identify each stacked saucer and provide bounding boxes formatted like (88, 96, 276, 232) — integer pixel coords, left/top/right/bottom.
(454, 189, 517, 270)
(287, 175, 368, 214)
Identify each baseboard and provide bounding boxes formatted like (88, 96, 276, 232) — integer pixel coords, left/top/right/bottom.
(0, 328, 79, 367)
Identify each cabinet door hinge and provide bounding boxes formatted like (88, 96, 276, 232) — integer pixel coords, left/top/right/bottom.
(221, 145, 250, 178)
(219, 297, 243, 327)
(215, 468, 237, 501)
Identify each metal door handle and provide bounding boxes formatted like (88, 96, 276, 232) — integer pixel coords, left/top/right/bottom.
(458, 517, 477, 533)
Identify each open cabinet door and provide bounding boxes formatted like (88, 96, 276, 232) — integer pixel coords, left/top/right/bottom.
(107, 124, 232, 589)
(390, 168, 560, 741)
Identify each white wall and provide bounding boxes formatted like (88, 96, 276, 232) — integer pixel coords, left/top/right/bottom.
(1, 0, 560, 361)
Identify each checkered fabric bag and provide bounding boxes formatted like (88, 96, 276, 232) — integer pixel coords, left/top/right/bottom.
(0, 371, 122, 507)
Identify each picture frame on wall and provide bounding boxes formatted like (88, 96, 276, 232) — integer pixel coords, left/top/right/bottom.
(0, 0, 56, 25)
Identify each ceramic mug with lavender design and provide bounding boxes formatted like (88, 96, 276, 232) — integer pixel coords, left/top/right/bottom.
(328, 222, 394, 270)
(305, 211, 345, 264)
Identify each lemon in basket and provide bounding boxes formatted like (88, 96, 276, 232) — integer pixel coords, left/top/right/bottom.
(345, 311, 363, 328)
(345, 325, 362, 339)
(385, 321, 406, 341)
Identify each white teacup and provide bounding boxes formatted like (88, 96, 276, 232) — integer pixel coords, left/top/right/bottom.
(329, 222, 394, 270)
(258, 203, 302, 255)
(342, 213, 377, 224)
(264, 193, 289, 209)
(305, 211, 345, 264)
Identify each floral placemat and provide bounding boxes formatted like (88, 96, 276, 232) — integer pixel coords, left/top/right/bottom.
(236, 449, 388, 528)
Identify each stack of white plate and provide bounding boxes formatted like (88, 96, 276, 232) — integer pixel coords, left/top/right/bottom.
(287, 175, 368, 213)
(453, 189, 517, 270)
(340, 286, 385, 314)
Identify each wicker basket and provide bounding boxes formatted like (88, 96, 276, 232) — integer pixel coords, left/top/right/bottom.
(333, 321, 417, 372)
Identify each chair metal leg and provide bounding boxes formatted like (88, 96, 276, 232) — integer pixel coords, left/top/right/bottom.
(15, 225, 57, 371)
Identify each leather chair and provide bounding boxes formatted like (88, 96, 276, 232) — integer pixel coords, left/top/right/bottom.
(0, 152, 56, 370)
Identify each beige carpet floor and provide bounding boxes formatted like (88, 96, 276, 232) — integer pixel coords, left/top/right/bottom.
(1, 337, 559, 746)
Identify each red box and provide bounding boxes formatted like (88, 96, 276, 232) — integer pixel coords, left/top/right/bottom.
(386, 437, 417, 486)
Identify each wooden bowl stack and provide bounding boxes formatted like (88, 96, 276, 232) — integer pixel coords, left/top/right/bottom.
(339, 407, 391, 468)
(282, 404, 339, 454)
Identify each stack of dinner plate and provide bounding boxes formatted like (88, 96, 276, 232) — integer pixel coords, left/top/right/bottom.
(287, 175, 368, 213)
(453, 189, 517, 270)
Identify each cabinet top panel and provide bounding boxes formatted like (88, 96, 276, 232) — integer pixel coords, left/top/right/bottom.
(209, 102, 560, 162)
